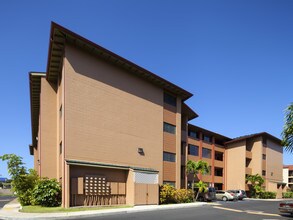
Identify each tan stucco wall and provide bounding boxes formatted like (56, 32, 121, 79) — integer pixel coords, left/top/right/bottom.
(126, 169, 134, 205)
(225, 140, 246, 190)
(249, 137, 263, 176)
(175, 98, 182, 188)
(266, 139, 283, 194)
(64, 44, 164, 183)
(39, 78, 57, 179)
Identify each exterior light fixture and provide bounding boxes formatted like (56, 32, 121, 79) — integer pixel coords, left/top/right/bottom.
(138, 148, 144, 155)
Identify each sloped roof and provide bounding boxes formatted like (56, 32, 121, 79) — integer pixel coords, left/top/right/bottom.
(29, 72, 46, 148)
(225, 132, 282, 145)
(47, 22, 193, 100)
(182, 103, 198, 121)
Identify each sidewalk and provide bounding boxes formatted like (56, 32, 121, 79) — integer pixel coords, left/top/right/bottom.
(0, 200, 207, 220)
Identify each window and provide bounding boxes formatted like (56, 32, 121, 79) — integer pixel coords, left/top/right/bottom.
(59, 142, 62, 154)
(262, 154, 266, 160)
(188, 144, 199, 156)
(163, 152, 176, 162)
(163, 122, 176, 134)
(262, 170, 266, 176)
(202, 148, 211, 159)
(188, 130, 199, 139)
(164, 93, 177, 107)
(163, 181, 175, 187)
(203, 135, 212, 143)
(59, 105, 62, 119)
(215, 167, 223, 176)
(215, 151, 223, 161)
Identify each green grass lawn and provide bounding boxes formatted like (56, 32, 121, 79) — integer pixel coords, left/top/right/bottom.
(20, 205, 132, 213)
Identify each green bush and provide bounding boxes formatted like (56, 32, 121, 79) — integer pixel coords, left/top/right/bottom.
(283, 191, 293, 198)
(15, 169, 39, 206)
(159, 184, 176, 204)
(32, 178, 61, 207)
(258, 191, 276, 199)
(174, 189, 193, 203)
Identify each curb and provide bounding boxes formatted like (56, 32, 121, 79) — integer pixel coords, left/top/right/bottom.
(0, 202, 207, 219)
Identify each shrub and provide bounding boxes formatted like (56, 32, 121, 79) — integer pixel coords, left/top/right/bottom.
(159, 184, 176, 204)
(14, 169, 39, 206)
(283, 191, 293, 198)
(258, 191, 276, 199)
(174, 189, 193, 203)
(32, 178, 61, 207)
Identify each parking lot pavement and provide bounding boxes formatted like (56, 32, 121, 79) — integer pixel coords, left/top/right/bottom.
(0, 196, 16, 209)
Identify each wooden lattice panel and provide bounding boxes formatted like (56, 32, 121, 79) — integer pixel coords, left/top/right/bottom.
(84, 175, 110, 196)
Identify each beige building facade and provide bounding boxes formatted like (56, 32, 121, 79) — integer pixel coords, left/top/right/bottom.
(225, 134, 284, 198)
(29, 23, 284, 208)
(283, 165, 293, 190)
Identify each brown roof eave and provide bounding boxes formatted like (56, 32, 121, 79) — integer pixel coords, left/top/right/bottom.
(29, 72, 46, 148)
(46, 22, 193, 100)
(225, 132, 282, 145)
(188, 124, 232, 141)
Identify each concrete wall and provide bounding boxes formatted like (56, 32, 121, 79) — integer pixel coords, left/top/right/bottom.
(225, 140, 246, 190)
(63, 44, 164, 183)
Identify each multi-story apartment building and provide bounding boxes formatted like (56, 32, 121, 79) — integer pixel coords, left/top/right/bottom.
(283, 165, 293, 190)
(29, 22, 284, 208)
(225, 133, 284, 197)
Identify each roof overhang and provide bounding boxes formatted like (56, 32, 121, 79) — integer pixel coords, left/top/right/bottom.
(29, 144, 34, 155)
(47, 22, 193, 100)
(182, 103, 198, 121)
(188, 124, 232, 142)
(29, 72, 46, 148)
(225, 132, 282, 145)
(66, 159, 159, 174)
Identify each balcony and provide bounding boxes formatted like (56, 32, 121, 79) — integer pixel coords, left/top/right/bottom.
(246, 167, 252, 175)
(214, 160, 224, 168)
(214, 176, 223, 183)
(246, 151, 252, 159)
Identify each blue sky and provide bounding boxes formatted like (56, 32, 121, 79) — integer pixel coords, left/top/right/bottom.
(0, 0, 292, 178)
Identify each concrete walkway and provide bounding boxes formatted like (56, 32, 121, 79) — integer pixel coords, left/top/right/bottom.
(0, 200, 208, 220)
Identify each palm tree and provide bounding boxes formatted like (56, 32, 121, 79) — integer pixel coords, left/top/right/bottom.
(186, 160, 209, 201)
(246, 174, 264, 197)
(194, 181, 208, 200)
(282, 103, 293, 153)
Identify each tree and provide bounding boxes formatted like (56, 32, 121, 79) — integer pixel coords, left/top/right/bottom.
(0, 154, 38, 205)
(194, 180, 208, 200)
(246, 174, 264, 198)
(186, 160, 209, 201)
(282, 103, 293, 153)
